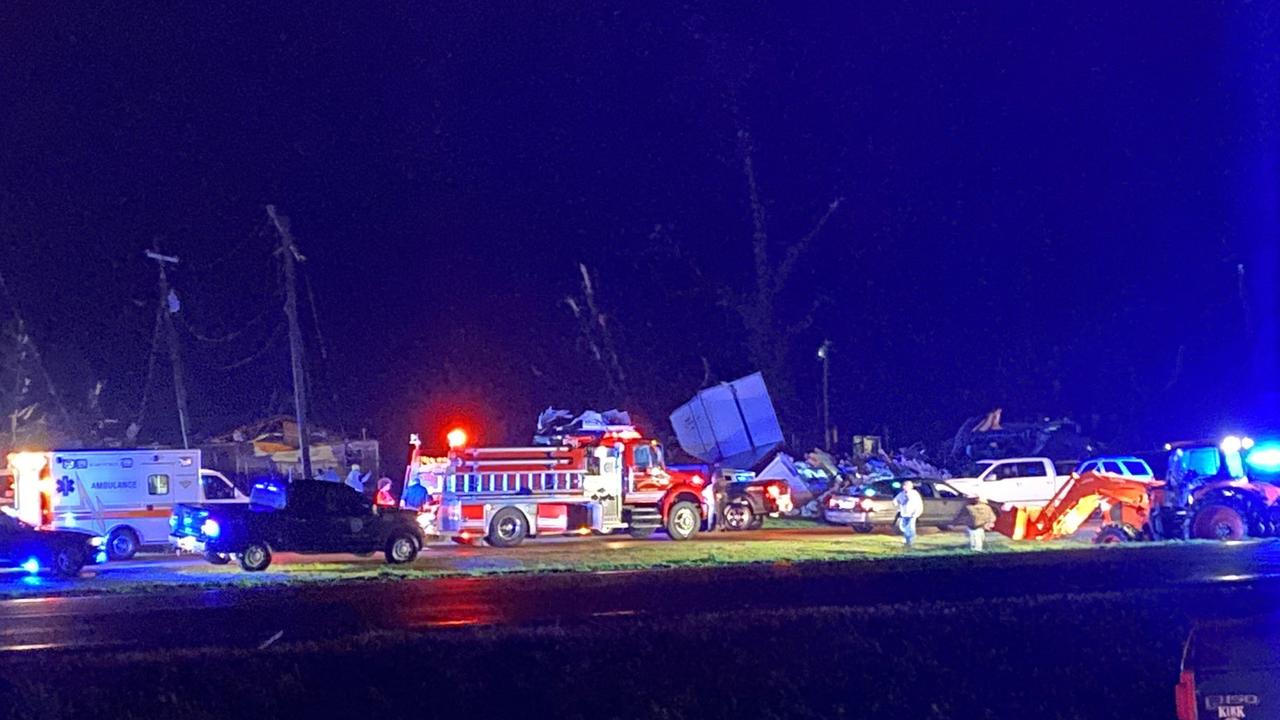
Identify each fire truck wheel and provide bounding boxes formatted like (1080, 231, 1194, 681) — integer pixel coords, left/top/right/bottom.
(238, 542, 272, 572)
(666, 501, 700, 541)
(106, 527, 139, 561)
(628, 525, 657, 539)
(51, 545, 85, 577)
(486, 507, 529, 548)
(723, 502, 754, 531)
(385, 533, 420, 564)
(204, 551, 231, 565)
(1191, 503, 1246, 541)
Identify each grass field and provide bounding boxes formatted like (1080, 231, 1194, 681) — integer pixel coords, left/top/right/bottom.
(0, 583, 1259, 720)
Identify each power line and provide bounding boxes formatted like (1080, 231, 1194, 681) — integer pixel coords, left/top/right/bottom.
(219, 321, 286, 370)
(178, 299, 279, 345)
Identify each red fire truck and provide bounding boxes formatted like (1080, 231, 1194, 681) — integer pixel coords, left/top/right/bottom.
(405, 413, 715, 547)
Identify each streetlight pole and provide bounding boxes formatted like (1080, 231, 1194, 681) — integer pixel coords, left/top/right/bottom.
(817, 339, 832, 451)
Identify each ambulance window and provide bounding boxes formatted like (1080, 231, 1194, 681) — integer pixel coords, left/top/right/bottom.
(202, 474, 235, 500)
(633, 445, 653, 472)
(148, 474, 170, 495)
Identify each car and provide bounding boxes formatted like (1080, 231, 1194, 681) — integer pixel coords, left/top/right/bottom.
(0, 509, 106, 577)
(1075, 455, 1155, 479)
(169, 479, 427, 572)
(1176, 614, 1279, 720)
(824, 478, 969, 533)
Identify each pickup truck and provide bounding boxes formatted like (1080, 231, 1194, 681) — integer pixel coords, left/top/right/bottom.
(170, 480, 426, 571)
(667, 465, 793, 531)
(946, 457, 1074, 506)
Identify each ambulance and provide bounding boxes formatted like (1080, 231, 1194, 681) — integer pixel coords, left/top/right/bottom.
(8, 449, 246, 560)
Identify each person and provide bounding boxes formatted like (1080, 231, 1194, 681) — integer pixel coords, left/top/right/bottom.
(402, 475, 428, 511)
(713, 472, 731, 531)
(893, 480, 924, 548)
(345, 465, 369, 495)
(375, 477, 395, 507)
(957, 494, 996, 551)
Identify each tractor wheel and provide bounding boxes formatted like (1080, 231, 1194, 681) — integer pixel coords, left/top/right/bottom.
(1094, 524, 1138, 544)
(1191, 503, 1247, 541)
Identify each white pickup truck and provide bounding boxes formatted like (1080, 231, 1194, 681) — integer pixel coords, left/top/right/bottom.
(946, 457, 1073, 506)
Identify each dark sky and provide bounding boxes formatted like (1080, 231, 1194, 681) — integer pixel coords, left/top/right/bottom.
(1, 1, 1276, 457)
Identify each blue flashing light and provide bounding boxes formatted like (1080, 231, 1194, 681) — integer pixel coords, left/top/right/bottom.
(863, 488, 875, 497)
(200, 518, 221, 538)
(20, 557, 40, 575)
(94, 551, 108, 564)
(1246, 445, 1280, 473)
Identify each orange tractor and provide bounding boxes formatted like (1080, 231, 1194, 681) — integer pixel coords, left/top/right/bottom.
(996, 436, 1280, 543)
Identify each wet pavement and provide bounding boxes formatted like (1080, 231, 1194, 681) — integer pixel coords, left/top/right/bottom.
(1, 535, 1277, 652)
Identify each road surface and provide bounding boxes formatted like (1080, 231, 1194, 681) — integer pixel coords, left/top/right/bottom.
(1, 534, 1277, 652)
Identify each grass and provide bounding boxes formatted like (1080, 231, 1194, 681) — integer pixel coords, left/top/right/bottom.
(0, 583, 1259, 720)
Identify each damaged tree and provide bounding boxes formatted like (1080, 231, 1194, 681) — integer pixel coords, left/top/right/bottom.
(565, 262, 629, 402)
(728, 127, 843, 434)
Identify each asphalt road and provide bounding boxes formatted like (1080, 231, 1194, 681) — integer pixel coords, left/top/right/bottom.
(2, 535, 1278, 652)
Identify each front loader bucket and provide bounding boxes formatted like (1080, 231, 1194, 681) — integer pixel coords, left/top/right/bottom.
(994, 504, 1040, 540)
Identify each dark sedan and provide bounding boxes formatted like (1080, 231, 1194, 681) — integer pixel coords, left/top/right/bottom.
(824, 478, 969, 533)
(0, 510, 106, 577)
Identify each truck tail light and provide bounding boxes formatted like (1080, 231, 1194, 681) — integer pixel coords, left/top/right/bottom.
(857, 498, 875, 512)
(765, 482, 785, 499)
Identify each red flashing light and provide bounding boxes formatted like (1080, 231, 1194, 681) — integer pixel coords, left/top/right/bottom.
(765, 482, 784, 498)
(446, 428, 469, 449)
(612, 429, 642, 440)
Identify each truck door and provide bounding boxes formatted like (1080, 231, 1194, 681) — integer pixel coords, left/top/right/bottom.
(1012, 461, 1053, 504)
(588, 446, 623, 527)
(978, 461, 1018, 503)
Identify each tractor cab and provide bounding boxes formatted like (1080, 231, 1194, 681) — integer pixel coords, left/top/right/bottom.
(1165, 437, 1249, 489)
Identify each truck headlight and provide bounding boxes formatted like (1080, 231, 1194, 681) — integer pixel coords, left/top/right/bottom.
(89, 536, 106, 548)
(201, 519, 221, 538)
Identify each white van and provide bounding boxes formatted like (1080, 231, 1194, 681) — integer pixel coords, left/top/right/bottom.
(8, 449, 246, 560)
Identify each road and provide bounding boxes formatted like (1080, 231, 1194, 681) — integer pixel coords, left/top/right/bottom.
(1, 532, 1278, 652)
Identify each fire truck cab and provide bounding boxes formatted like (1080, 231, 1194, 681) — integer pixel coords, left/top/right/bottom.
(406, 414, 714, 547)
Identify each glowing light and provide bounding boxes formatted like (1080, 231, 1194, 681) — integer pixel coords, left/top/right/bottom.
(446, 428, 468, 449)
(89, 536, 105, 548)
(94, 551, 107, 564)
(200, 519, 221, 538)
(20, 558, 39, 575)
(1247, 445, 1280, 473)
(575, 527, 592, 535)
(8, 452, 47, 475)
(1242, 437, 1255, 450)
(1222, 436, 1243, 453)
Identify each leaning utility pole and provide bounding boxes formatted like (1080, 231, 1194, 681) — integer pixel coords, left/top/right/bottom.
(817, 339, 832, 451)
(266, 205, 312, 479)
(145, 243, 191, 448)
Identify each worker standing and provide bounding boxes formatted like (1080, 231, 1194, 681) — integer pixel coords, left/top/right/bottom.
(957, 494, 996, 551)
(375, 477, 396, 507)
(402, 476, 428, 511)
(893, 480, 924, 548)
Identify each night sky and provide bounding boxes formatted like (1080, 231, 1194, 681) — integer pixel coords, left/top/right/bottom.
(2, 2, 1276, 458)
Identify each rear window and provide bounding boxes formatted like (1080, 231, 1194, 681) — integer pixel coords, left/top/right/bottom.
(1122, 461, 1151, 477)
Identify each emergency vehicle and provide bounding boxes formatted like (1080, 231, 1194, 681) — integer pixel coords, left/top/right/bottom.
(8, 449, 246, 560)
(405, 412, 715, 547)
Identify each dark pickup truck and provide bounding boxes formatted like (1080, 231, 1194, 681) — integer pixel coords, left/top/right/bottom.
(169, 480, 426, 572)
(669, 465, 794, 531)
(0, 511, 106, 577)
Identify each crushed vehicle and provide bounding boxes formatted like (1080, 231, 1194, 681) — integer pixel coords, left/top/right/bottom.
(0, 508, 106, 577)
(824, 478, 969, 533)
(170, 479, 425, 571)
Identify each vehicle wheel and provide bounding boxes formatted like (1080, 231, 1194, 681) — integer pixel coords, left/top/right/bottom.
(747, 514, 765, 531)
(238, 542, 272, 572)
(204, 551, 231, 565)
(851, 523, 874, 534)
(723, 502, 754, 531)
(486, 507, 529, 548)
(106, 527, 139, 561)
(665, 501, 700, 541)
(51, 545, 85, 577)
(1191, 503, 1246, 541)
(628, 525, 658, 539)
(385, 533, 420, 564)
(1094, 524, 1138, 544)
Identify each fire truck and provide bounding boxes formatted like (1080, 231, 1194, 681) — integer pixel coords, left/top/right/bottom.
(405, 411, 715, 547)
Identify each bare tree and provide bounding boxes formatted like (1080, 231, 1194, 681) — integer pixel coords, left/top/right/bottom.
(565, 263, 629, 402)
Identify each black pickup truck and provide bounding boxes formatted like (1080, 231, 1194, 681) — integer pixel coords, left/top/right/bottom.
(169, 480, 425, 571)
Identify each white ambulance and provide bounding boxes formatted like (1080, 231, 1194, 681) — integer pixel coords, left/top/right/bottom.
(8, 449, 246, 560)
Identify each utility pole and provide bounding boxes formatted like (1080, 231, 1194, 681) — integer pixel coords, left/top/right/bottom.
(817, 339, 832, 451)
(145, 244, 191, 448)
(266, 205, 312, 479)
